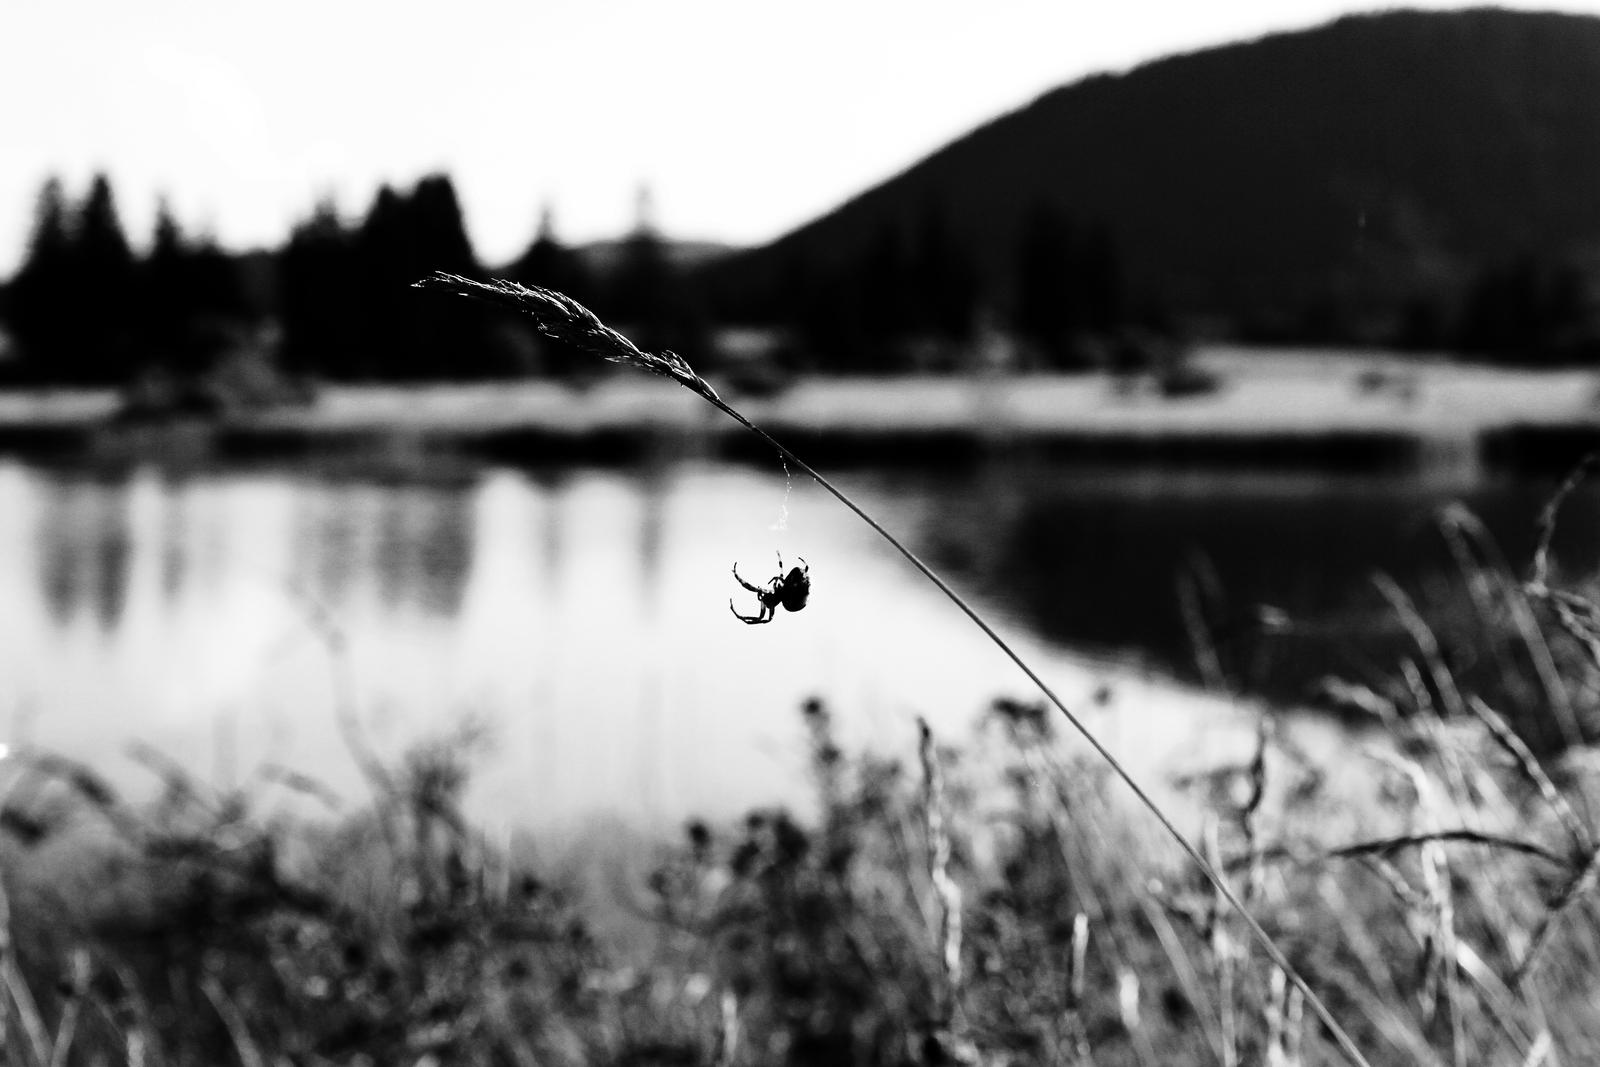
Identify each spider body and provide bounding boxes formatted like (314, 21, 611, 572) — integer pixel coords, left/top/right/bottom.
(730, 554, 811, 624)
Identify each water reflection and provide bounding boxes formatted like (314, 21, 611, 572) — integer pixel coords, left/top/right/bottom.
(2, 457, 1591, 835)
(895, 462, 1600, 696)
(37, 478, 134, 629)
(0, 461, 1116, 836)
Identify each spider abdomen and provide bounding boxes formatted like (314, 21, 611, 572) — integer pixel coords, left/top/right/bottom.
(778, 567, 810, 612)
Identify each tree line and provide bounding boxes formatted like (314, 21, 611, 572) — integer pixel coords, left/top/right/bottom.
(0, 172, 713, 390)
(3, 176, 263, 387)
(737, 202, 1136, 374)
(0, 171, 1596, 392)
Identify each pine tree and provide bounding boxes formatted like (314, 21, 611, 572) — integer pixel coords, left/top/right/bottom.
(5, 178, 76, 381)
(1080, 223, 1125, 334)
(280, 200, 361, 377)
(134, 198, 251, 382)
(856, 223, 915, 364)
(74, 174, 137, 382)
(353, 174, 510, 380)
(8, 174, 139, 383)
(136, 199, 188, 360)
(1012, 204, 1127, 368)
(778, 247, 860, 371)
(78, 175, 134, 278)
(607, 188, 670, 326)
(909, 205, 980, 343)
(508, 207, 595, 304)
(604, 187, 709, 359)
(1013, 204, 1080, 366)
(1457, 256, 1600, 363)
(507, 208, 601, 377)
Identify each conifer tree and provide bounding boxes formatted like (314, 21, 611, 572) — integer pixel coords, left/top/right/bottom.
(1080, 222, 1125, 334)
(773, 247, 865, 372)
(9, 174, 139, 383)
(352, 174, 506, 380)
(607, 188, 670, 326)
(5, 178, 75, 380)
(78, 175, 134, 278)
(134, 198, 251, 382)
(280, 200, 361, 377)
(909, 205, 979, 343)
(856, 223, 915, 365)
(507, 208, 601, 377)
(508, 207, 595, 305)
(287, 180, 493, 382)
(1011, 202, 1131, 368)
(605, 187, 709, 359)
(73, 174, 137, 382)
(136, 199, 189, 361)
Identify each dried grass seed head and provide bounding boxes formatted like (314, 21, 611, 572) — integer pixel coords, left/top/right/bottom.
(412, 272, 720, 403)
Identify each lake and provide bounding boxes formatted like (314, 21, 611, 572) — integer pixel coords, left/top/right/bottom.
(0, 451, 1594, 839)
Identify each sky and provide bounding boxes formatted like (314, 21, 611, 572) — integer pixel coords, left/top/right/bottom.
(4, 0, 1600, 275)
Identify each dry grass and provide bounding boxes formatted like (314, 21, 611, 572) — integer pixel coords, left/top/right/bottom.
(6, 543, 1600, 1064)
(415, 272, 1372, 1066)
(3, 285, 1600, 1062)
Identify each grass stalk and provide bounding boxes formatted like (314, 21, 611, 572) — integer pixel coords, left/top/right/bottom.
(916, 718, 963, 1031)
(0, 867, 49, 1067)
(45, 950, 89, 1067)
(199, 974, 267, 1067)
(1205, 818, 1240, 1067)
(414, 272, 1374, 1067)
(1062, 912, 1093, 1063)
(1515, 844, 1600, 984)
(1465, 695, 1591, 856)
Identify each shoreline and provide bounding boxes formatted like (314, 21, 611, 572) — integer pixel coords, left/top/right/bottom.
(0, 352, 1597, 474)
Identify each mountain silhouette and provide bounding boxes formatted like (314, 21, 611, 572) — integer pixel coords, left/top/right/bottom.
(708, 8, 1600, 336)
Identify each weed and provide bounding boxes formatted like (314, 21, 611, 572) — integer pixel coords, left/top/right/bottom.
(9, 289, 1600, 1063)
(416, 272, 1372, 1066)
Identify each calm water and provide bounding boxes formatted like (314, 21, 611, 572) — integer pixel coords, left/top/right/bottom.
(1, 456, 1595, 834)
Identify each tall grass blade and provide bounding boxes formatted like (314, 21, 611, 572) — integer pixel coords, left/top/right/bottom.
(415, 272, 1375, 1067)
(917, 717, 963, 1028)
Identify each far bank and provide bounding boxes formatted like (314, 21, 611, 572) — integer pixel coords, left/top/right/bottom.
(0, 347, 1596, 475)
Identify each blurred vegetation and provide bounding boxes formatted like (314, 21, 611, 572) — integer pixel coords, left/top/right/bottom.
(7, 491, 1600, 1063)
(705, 8, 1600, 365)
(6, 109, 1600, 395)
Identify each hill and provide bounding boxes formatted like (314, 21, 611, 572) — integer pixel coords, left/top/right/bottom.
(707, 8, 1600, 338)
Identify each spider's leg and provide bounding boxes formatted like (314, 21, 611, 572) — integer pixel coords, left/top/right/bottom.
(729, 599, 772, 624)
(731, 563, 770, 596)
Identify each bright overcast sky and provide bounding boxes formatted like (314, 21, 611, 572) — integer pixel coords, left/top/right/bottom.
(4, 0, 1598, 274)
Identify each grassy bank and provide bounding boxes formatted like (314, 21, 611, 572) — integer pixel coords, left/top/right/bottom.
(0, 693, 1591, 1065)
(4, 497, 1600, 1064)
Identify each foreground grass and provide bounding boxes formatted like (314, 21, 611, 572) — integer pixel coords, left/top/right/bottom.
(7, 508, 1600, 1066)
(2, 277, 1597, 1062)
(414, 273, 1373, 1063)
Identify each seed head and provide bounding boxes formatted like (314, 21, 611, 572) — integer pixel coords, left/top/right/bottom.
(412, 272, 720, 403)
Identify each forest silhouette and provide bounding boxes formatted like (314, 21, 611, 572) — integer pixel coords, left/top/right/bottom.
(0, 171, 1154, 392)
(9, 9, 1600, 394)
(1, 165, 1595, 397)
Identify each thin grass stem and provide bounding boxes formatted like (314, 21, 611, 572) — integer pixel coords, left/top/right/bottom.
(415, 273, 1375, 1067)
(703, 389, 1376, 1062)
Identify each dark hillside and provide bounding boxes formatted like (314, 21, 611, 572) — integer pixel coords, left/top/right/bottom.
(708, 8, 1600, 335)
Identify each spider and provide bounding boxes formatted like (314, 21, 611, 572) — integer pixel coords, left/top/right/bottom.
(729, 553, 811, 625)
